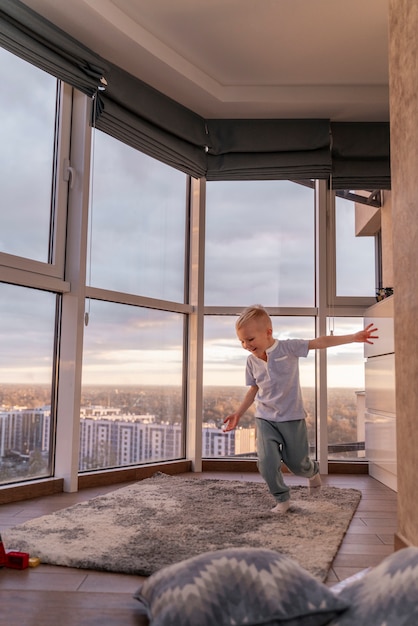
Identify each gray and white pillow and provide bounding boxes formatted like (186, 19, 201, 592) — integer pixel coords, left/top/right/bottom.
(134, 547, 348, 626)
(328, 546, 418, 626)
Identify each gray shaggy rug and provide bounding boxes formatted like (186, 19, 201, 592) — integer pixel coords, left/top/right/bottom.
(3, 473, 361, 581)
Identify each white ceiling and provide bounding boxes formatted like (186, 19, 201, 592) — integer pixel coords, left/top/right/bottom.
(21, 0, 389, 121)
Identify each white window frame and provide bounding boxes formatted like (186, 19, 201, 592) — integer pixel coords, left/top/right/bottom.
(0, 81, 72, 291)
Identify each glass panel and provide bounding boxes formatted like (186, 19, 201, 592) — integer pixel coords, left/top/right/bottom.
(335, 196, 376, 297)
(203, 315, 316, 458)
(0, 48, 57, 262)
(0, 283, 57, 484)
(326, 317, 367, 460)
(88, 131, 187, 301)
(80, 301, 185, 471)
(205, 181, 315, 307)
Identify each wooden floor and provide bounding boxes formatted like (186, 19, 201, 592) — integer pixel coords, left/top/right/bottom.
(0, 471, 397, 625)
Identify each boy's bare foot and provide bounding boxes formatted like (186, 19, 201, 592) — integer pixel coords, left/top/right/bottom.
(309, 473, 322, 488)
(271, 500, 290, 514)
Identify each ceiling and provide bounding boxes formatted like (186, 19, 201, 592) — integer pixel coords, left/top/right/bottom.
(21, 0, 389, 121)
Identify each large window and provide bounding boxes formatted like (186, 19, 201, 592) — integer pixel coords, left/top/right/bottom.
(82, 132, 189, 472)
(203, 181, 378, 463)
(0, 284, 58, 484)
(203, 180, 316, 459)
(0, 49, 66, 487)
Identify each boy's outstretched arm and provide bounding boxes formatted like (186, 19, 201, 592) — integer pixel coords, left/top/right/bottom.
(308, 322, 378, 350)
(222, 385, 258, 432)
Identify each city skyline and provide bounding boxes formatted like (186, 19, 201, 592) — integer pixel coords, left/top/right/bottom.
(0, 384, 361, 484)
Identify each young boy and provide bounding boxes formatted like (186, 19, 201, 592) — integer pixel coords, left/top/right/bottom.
(223, 305, 378, 514)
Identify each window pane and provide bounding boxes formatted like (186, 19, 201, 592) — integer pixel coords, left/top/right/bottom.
(326, 317, 366, 460)
(89, 131, 187, 301)
(81, 301, 185, 471)
(0, 48, 57, 262)
(335, 197, 376, 297)
(0, 283, 56, 484)
(205, 181, 315, 307)
(203, 315, 315, 459)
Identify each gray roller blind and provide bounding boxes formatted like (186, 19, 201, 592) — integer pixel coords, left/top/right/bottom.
(0, 1, 391, 187)
(0, 0, 107, 96)
(205, 118, 331, 180)
(331, 122, 391, 189)
(94, 61, 208, 179)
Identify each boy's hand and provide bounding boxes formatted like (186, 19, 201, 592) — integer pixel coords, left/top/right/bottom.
(222, 414, 240, 432)
(354, 323, 379, 344)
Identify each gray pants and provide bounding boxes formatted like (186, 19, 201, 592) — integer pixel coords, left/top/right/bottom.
(256, 417, 319, 503)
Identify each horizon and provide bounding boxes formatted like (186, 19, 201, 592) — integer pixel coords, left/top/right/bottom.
(0, 382, 363, 390)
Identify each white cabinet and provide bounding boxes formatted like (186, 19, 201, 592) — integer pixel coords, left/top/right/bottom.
(364, 296, 397, 491)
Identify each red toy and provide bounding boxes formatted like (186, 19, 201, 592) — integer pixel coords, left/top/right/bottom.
(0, 534, 6, 567)
(5, 551, 29, 570)
(0, 533, 30, 569)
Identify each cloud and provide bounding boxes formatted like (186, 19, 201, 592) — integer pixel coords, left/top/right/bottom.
(0, 47, 56, 260)
(0, 283, 56, 382)
(204, 180, 315, 306)
(89, 130, 186, 301)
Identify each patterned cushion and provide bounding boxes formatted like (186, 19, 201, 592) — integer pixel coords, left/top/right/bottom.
(133, 547, 348, 626)
(328, 547, 418, 626)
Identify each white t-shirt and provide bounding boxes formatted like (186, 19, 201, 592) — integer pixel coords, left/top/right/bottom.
(245, 338, 309, 422)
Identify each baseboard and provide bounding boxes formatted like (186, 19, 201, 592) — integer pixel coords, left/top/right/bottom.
(327, 462, 368, 474)
(202, 459, 258, 472)
(0, 478, 64, 505)
(394, 532, 411, 551)
(0, 461, 191, 503)
(202, 459, 369, 475)
(78, 460, 192, 489)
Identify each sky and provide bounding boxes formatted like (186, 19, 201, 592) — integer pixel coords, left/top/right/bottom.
(0, 46, 377, 390)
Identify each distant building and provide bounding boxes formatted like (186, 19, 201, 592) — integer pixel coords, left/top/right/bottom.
(202, 423, 256, 458)
(0, 407, 50, 458)
(78, 409, 182, 470)
(202, 423, 235, 457)
(235, 427, 256, 456)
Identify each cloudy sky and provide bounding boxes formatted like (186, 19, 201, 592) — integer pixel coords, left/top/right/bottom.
(0, 46, 376, 390)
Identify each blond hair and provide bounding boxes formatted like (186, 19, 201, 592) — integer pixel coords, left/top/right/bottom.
(235, 305, 272, 331)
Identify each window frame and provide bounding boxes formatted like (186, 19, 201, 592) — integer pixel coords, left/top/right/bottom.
(0, 50, 383, 490)
(327, 189, 378, 310)
(0, 80, 72, 288)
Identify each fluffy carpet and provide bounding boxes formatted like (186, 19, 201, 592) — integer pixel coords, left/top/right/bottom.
(3, 473, 361, 581)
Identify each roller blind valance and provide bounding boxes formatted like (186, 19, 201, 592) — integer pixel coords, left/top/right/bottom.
(0, 0, 391, 187)
(205, 119, 331, 180)
(94, 69, 332, 180)
(331, 122, 391, 189)
(0, 0, 107, 96)
(94, 61, 208, 179)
